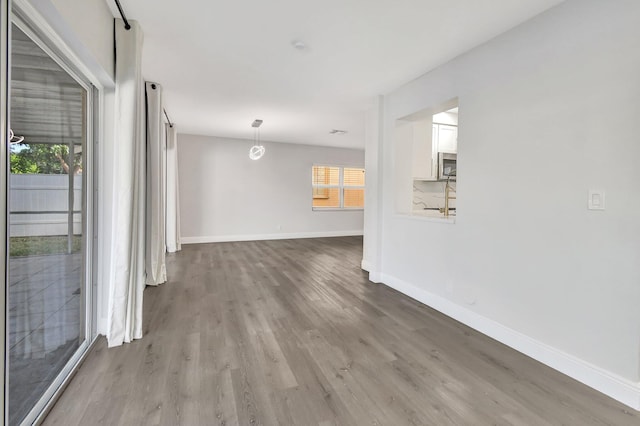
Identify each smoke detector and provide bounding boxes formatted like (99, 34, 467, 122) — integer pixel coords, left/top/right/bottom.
(291, 40, 307, 50)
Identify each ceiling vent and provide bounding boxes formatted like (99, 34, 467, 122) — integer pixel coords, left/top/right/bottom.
(329, 129, 347, 135)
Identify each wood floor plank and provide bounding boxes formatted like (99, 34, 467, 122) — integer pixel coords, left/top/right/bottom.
(273, 320, 359, 425)
(118, 334, 173, 426)
(39, 339, 113, 426)
(42, 237, 640, 425)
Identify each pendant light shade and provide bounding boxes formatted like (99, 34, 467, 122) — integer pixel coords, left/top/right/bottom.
(249, 119, 265, 160)
(249, 144, 265, 160)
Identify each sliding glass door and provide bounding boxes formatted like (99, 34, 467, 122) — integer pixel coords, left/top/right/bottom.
(6, 19, 94, 425)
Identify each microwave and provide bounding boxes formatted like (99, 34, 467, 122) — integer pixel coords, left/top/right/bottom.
(438, 152, 457, 180)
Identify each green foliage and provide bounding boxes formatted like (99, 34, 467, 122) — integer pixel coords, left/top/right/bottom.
(9, 235, 82, 257)
(10, 151, 39, 173)
(10, 143, 82, 174)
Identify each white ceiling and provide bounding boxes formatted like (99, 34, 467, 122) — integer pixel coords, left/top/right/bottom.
(115, 0, 564, 149)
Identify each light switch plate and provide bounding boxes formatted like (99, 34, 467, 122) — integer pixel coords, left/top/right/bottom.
(588, 189, 605, 210)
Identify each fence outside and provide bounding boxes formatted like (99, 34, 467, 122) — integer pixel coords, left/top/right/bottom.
(9, 174, 82, 237)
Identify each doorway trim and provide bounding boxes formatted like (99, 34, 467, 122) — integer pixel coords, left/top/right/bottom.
(1, 0, 10, 422)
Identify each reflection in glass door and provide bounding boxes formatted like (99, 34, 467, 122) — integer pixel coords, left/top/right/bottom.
(7, 22, 92, 425)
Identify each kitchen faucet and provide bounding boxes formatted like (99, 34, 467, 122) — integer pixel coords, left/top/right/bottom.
(443, 175, 456, 217)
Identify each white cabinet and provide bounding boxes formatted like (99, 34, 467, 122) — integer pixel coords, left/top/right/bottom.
(412, 122, 458, 180)
(404, 118, 458, 182)
(411, 118, 437, 180)
(434, 124, 457, 153)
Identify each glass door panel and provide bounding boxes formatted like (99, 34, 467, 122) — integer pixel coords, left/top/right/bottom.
(8, 23, 88, 425)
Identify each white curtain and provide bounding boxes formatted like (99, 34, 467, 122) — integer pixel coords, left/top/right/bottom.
(108, 19, 145, 347)
(145, 82, 167, 285)
(165, 124, 181, 253)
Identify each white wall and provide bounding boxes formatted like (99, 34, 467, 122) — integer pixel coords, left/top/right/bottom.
(23, 0, 114, 85)
(369, 0, 640, 409)
(178, 134, 364, 243)
(50, 0, 114, 80)
(362, 96, 383, 274)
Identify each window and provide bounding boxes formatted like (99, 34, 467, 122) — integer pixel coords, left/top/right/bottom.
(312, 166, 365, 209)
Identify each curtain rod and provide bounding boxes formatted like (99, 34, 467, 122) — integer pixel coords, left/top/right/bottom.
(164, 109, 174, 128)
(114, 0, 131, 30)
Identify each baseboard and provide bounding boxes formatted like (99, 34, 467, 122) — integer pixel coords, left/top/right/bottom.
(368, 271, 383, 283)
(361, 259, 373, 272)
(361, 259, 383, 283)
(96, 316, 107, 337)
(181, 230, 363, 244)
(380, 272, 640, 411)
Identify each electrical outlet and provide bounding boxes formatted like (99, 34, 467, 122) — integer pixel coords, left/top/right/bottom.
(588, 190, 605, 210)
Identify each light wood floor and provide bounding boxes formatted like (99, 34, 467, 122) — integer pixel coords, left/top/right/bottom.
(43, 237, 638, 425)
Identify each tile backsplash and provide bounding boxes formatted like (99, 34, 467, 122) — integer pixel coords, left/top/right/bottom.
(413, 180, 456, 211)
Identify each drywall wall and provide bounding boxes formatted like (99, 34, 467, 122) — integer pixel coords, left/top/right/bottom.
(50, 0, 114, 79)
(370, 0, 640, 409)
(22, 0, 114, 85)
(178, 134, 364, 242)
(362, 97, 383, 274)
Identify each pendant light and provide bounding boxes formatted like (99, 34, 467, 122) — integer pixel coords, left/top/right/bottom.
(249, 119, 265, 160)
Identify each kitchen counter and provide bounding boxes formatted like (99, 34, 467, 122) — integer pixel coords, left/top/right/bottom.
(414, 209, 455, 217)
(392, 210, 456, 224)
